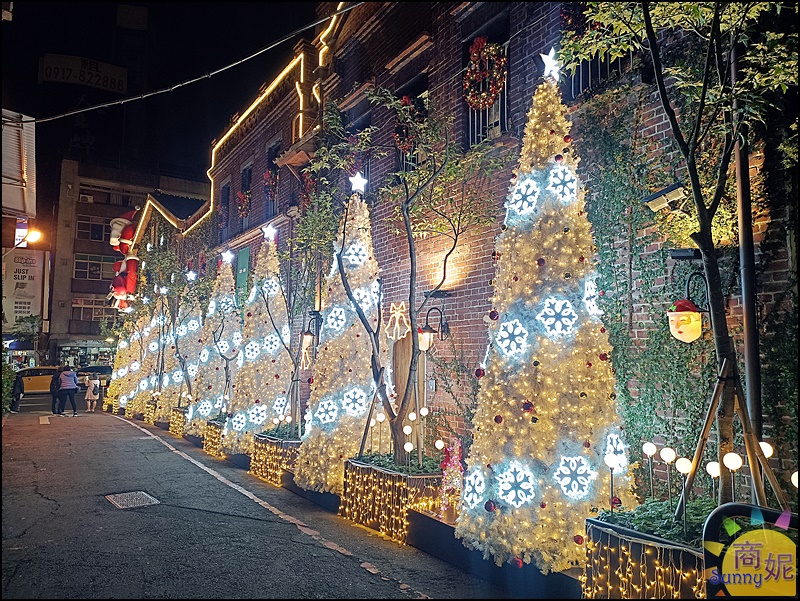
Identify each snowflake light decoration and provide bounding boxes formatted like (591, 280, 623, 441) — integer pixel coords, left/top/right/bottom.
(139, 379, 148, 391)
(314, 398, 339, 425)
(217, 340, 230, 355)
(131, 331, 142, 341)
(263, 334, 281, 354)
(119, 394, 128, 407)
(207, 300, 217, 316)
(553, 456, 598, 500)
(326, 307, 347, 332)
(232, 332, 242, 347)
(496, 461, 537, 508)
(199, 348, 210, 363)
(197, 399, 213, 417)
(547, 165, 578, 202)
(352, 286, 374, 311)
(495, 319, 529, 357)
(248, 404, 268, 425)
(463, 468, 487, 509)
(118, 340, 129, 349)
(341, 387, 368, 417)
(187, 363, 199, 377)
(272, 396, 289, 417)
(162, 373, 170, 387)
(148, 340, 159, 352)
(176, 324, 188, 337)
(130, 361, 141, 372)
(172, 370, 184, 383)
(231, 412, 247, 432)
(604, 433, 628, 470)
(281, 325, 291, 344)
(149, 374, 158, 388)
(214, 395, 226, 410)
(118, 366, 129, 378)
(507, 174, 541, 216)
(219, 296, 237, 314)
(244, 341, 261, 361)
(342, 241, 368, 265)
(236, 350, 244, 369)
(262, 278, 280, 296)
(536, 297, 579, 338)
(370, 280, 381, 305)
(187, 319, 200, 331)
(582, 277, 603, 317)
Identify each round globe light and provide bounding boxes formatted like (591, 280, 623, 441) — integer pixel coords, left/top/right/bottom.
(759, 441, 774, 459)
(272, 417, 280, 425)
(675, 457, 692, 475)
(376, 413, 386, 423)
(285, 415, 292, 424)
(370, 418, 376, 428)
(408, 412, 417, 422)
(705, 461, 721, 478)
(642, 442, 657, 457)
(420, 407, 429, 417)
(723, 452, 743, 472)
(659, 447, 677, 464)
(404, 442, 414, 453)
(403, 425, 412, 436)
(603, 454, 617, 469)
(791, 471, 798, 489)
(434, 439, 445, 451)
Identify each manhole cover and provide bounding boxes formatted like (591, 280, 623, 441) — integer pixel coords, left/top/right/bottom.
(105, 491, 160, 509)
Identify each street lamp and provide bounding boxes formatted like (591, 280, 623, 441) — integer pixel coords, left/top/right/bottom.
(3, 229, 42, 258)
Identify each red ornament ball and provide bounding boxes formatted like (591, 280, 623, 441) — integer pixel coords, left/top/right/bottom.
(227, 413, 233, 418)
(475, 368, 485, 378)
(579, 256, 585, 263)
(513, 275, 519, 282)
(207, 385, 212, 390)
(537, 258, 546, 267)
(489, 310, 499, 320)
(612, 496, 622, 507)
(215, 367, 219, 371)
(522, 401, 533, 412)
(308, 377, 314, 384)
(549, 129, 555, 135)
(599, 353, 609, 362)
(494, 415, 503, 424)
(484, 500, 496, 512)
(540, 502, 547, 509)
(599, 290, 605, 296)
(255, 399, 260, 404)
(600, 327, 606, 333)
(271, 359, 276, 363)
(555, 154, 563, 163)
(564, 134, 573, 143)
(511, 558, 524, 569)
(247, 312, 252, 317)
(586, 362, 592, 368)
(574, 535, 584, 545)
(584, 440, 591, 448)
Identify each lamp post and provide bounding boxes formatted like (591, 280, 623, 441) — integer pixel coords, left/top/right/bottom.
(417, 306, 449, 352)
(758, 441, 773, 494)
(3, 229, 42, 259)
(723, 452, 743, 503)
(675, 457, 692, 535)
(642, 442, 657, 498)
(604, 454, 616, 514)
(660, 447, 677, 512)
(376, 412, 386, 454)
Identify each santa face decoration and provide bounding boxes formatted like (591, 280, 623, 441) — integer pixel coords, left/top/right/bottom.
(666, 299, 702, 343)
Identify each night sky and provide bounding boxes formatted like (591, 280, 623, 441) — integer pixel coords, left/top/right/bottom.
(2, 2, 319, 218)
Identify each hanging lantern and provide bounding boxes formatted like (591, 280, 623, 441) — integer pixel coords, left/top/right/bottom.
(666, 299, 703, 343)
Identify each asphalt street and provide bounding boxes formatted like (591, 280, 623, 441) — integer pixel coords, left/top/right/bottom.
(2, 393, 516, 599)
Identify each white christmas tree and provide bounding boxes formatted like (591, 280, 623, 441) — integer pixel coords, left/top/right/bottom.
(167, 284, 206, 411)
(293, 194, 388, 495)
(225, 233, 294, 455)
(124, 312, 162, 417)
(186, 253, 243, 435)
(455, 56, 634, 574)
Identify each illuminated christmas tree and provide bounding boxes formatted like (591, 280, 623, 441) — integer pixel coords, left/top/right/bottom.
(455, 55, 634, 574)
(167, 284, 206, 410)
(125, 313, 162, 418)
(225, 232, 294, 455)
(186, 253, 243, 435)
(294, 194, 388, 495)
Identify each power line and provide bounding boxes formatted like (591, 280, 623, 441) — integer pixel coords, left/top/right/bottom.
(2, 2, 364, 127)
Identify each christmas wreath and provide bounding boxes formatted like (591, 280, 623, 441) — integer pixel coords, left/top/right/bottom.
(393, 95, 427, 154)
(463, 36, 508, 110)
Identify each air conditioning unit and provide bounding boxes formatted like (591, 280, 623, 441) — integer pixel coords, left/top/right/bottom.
(79, 194, 94, 203)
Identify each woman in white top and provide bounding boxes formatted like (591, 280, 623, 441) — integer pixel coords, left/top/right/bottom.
(85, 376, 101, 412)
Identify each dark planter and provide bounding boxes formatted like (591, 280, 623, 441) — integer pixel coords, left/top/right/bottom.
(281, 470, 341, 513)
(228, 453, 250, 471)
(184, 433, 203, 449)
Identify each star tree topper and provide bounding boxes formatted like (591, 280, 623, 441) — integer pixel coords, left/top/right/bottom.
(540, 47, 560, 81)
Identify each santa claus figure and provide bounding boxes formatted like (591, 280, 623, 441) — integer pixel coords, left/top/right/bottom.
(108, 209, 140, 308)
(109, 209, 138, 254)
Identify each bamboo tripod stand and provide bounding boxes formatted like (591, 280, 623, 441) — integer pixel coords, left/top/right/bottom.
(674, 357, 790, 520)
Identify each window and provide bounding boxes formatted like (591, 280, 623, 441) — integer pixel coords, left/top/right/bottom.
(464, 14, 510, 148)
(74, 254, 117, 280)
(76, 215, 112, 242)
(264, 142, 281, 220)
(240, 164, 253, 231)
(72, 297, 118, 321)
(219, 183, 231, 242)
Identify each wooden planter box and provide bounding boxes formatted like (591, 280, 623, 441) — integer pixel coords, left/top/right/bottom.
(583, 518, 704, 599)
(250, 434, 301, 487)
(340, 459, 442, 544)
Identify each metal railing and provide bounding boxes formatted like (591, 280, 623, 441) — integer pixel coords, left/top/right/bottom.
(467, 41, 510, 148)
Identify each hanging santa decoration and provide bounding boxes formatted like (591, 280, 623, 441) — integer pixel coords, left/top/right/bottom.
(666, 299, 703, 343)
(108, 209, 140, 310)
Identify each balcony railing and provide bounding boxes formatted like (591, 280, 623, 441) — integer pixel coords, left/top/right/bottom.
(466, 41, 510, 148)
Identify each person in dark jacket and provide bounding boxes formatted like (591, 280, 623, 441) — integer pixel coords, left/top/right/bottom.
(11, 373, 24, 413)
(50, 367, 64, 415)
(58, 365, 80, 417)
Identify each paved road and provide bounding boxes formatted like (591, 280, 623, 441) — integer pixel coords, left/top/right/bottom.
(2, 396, 516, 599)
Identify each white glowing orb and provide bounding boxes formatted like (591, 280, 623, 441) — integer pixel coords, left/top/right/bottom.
(507, 174, 541, 216)
(536, 297, 579, 338)
(130, 361, 141, 372)
(231, 412, 247, 431)
(263, 334, 281, 354)
(553, 456, 598, 500)
(197, 399, 213, 417)
(315, 398, 339, 425)
(496, 319, 529, 357)
(547, 165, 578, 202)
(463, 468, 487, 509)
(119, 395, 128, 407)
(343, 241, 368, 266)
(583, 278, 603, 316)
(244, 341, 261, 360)
(341, 387, 368, 417)
(248, 405, 268, 425)
(496, 461, 536, 508)
(326, 307, 347, 331)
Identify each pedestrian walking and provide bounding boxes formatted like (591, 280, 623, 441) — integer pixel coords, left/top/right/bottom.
(11, 373, 24, 413)
(50, 367, 63, 414)
(58, 365, 80, 417)
(84, 376, 100, 413)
